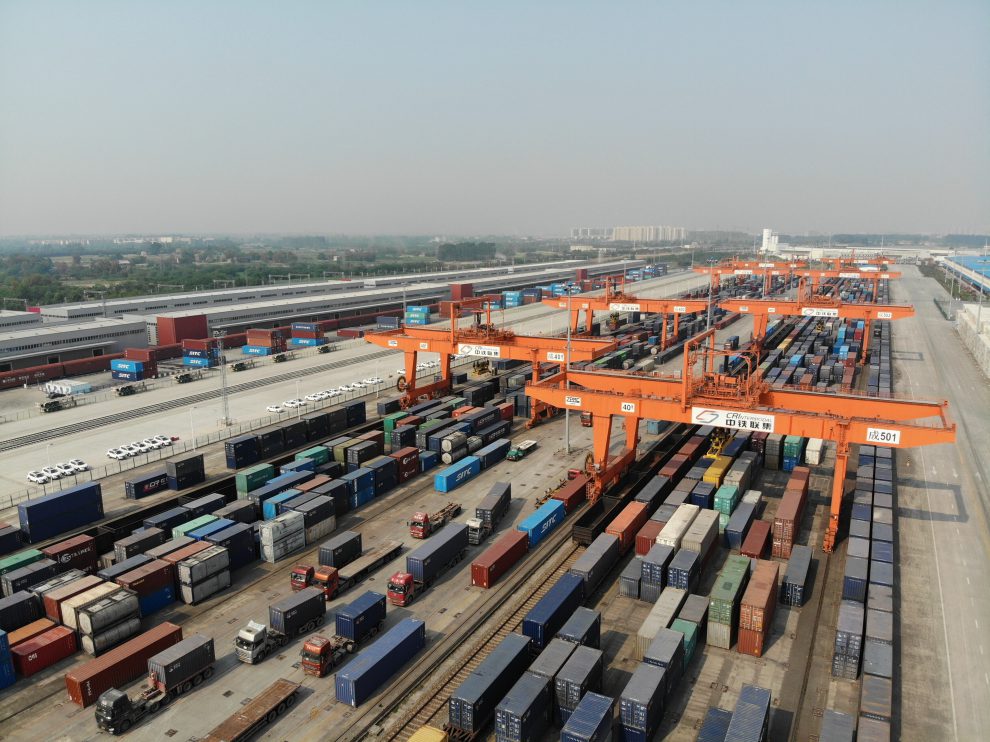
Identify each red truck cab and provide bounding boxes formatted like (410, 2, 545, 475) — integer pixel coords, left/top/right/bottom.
(387, 571, 415, 606)
(409, 512, 431, 539)
(300, 635, 333, 677)
(291, 564, 340, 599)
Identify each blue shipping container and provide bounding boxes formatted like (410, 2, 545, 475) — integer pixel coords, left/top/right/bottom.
(522, 572, 584, 651)
(18, 483, 104, 544)
(242, 345, 273, 355)
(420, 451, 440, 472)
(349, 488, 375, 510)
(182, 492, 226, 518)
(0, 630, 16, 690)
(517, 500, 566, 549)
(335, 591, 387, 643)
(560, 692, 614, 742)
(188, 517, 236, 541)
(434, 456, 482, 493)
(724, 684, 771, 742)
(263, 490, 302, 520)
(281, 459, 316, 474)
(619, 663, 666, 741)
(206, 523, 256, 570)
(335, 618, 425, 707)
(143, 506, 192, 533)
(476, 439, 511, 469)
(110, 359, 143, 372)
(138, 585, 175, 616)
(182, 356, 214, 367)
(697, 707, 734, 742)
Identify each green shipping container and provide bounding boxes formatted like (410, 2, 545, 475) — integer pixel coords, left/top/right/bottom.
(173, 514, 218, 539)
(383, 412, 409, 433)
(296, 446, 330, 466)
(784, 435, 804, 456)
(671, 618, 699, 664)
(417, 419, 447, 435)
(708, 556, 750, 624)
(0, 549, 43, 578)
(236, 464, 275, 495)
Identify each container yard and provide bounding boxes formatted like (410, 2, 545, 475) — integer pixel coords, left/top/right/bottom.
(0, 259, 985, 742)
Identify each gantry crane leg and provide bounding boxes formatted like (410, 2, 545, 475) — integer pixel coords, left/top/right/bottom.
(823, 431, 850, 552)
(399, 349, 452, 408)
(586, 413, 639, 503)
(860, 319, 872, 366)
(661, 316, 668, 350)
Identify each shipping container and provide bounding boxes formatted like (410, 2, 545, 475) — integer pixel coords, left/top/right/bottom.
(143, 506, 193, 534)
(18, 483, 104, 543)
(42, 575, 103, 622)
(569, 534, 620, 595)
(619, 558, 641, 599)
(560, 692, 613, 742)
(471, 530, 528, 589)
(320, 531, 362, 568)
(555, 645, 604, 718)
(636, 587, 686, 659)
(11, 625, 77, 677)
(448, 633, 531, 734)
(113, 529, 166, 562)
(522, 573, 585, 651)
(147, 634, 215, 691)
(77, 588, 140, 635)
(619, 662, 666, 742)
(698, 707, 734, 742)
(335, 618, 425, 707)
(556, 607, 601, 649)
(819, 709, 855, 742)
(724, 684, 771, 742)
(495, 671, 552, 742)
(517, 500, 566, 549)
(180, 570, 231, 604)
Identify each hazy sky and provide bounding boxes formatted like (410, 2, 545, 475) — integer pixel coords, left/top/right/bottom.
(1, 1, 987, 237)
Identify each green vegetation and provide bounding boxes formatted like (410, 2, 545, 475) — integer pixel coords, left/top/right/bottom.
(917, 261, 981, 301)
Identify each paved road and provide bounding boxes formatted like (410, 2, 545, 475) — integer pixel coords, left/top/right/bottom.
(891, 266, 990, 741)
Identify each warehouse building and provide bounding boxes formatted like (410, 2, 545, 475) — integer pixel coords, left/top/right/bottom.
(0, 310, 45, 332)
(0, 318, 147, 371)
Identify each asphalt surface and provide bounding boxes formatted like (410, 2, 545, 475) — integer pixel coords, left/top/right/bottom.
(891, 265, 990, 741)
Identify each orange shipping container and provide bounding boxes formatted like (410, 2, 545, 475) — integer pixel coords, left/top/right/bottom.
(297, 474, 332, 492)
(739, 559, 779, 635)
(451, 406, 477, 419)
(160, 540, 212, 564)
(7, 618, 56, 648)
(741, 520, 771, 559)
(772, 487, 807, 550)
(737, 626, 768, 657)
(606, 501, 650, 555)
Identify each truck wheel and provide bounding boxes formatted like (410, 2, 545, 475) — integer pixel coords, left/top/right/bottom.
(277, 700, 287, 714)
(203, 666, 214, 680)
(182, 680, 193, 694)
(378, 621, 385, 633)
(149, 700, 160, 713)
(345, 641, 356, 654)
(286, 693, 296, 707)
(315, 615, 324, 627)
(257, 649, 267, 662)
(192, 674, 202, 686)
(266, 710, 277, 724)
(119, 720, 131, 734)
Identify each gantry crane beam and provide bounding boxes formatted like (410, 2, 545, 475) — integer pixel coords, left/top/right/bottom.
(365, 323, 616, 409)
(789, 268, 901, 303)
(525, 329, 954, 552)
(693, 260, 807, 295)
(541, 294, 711, 347)
(718, 297, 914, 362)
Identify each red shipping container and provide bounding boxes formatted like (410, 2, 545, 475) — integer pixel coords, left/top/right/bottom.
(42, 534, 98, 574)
(739, 560, 779, 634)
(65, 622, 183, 707)
(402, 415, 423, 428)
(156, 315, 208, 345)
(772, 487, 807, 557)
(182, 338, 213, 351)
(337, 329, 364, 339)
(450, 283, 474, 301)
(115, 559, 175, 598)
(606, 501, 650, 554)
(635, 521, 664, 556)
(741, 520, 771, 559)
(471, 530, 528, 588)
(7, 618, 56, 648)
(43, 575, 104, 622)
(357, 430, 385, 449)
(389, 447, 420, 483)
(297, 474, 332, 492)
(550, 476, 588, 513)
(12, 626, 77, 677)
(736, 627, 768, 658)
(496, 402, 514, 421)
(451, 406, 477, 419)
(678, 436, 706, 464)
(576, 268, 589, 280)
(161, 541, 212, 565)
(292, 330, 320, 339)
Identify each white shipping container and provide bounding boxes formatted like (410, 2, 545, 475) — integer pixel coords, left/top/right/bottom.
(742, 490, 763, 508)
(177, 545, 230, 586)
(259, 511, 304, 546)
(260, 530, 306, 563)
(81, 617, 141, 655)
(77, 588, 139, 635)
(681, 509, 719, 561)
(706, 619, 733, 650)
(61, 582, 117, 630)
(43, 379, 92, 396)
(305, 516, 335, 545)
(180, 569, 231, 605)
(656, 504, 701, 549)
(805, 438, 824, 465)
(636, 587, 687, 659)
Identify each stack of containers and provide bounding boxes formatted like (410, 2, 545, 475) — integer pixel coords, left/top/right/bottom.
(780, 544, 812, 607)
(639, 544, 674, 603)
(737, 560, 779, 657)
(764, 434, 784, 470)
(725, 490, 762, 549)
(181, 338, 220, 368)
(76, 587, 141, 655)
(555, 645, 604, 724)
(404, 305, 431, 326)
(166, 454, 206, 491)
(832, 600, 865, 679)
(495, 670, 552, 742)
(707, 555, 750, 649)
(643, 627, 685, 688)
(619, 662, 666, 742)
(681, 509, 718, 569)
(636, 587, 686, 659)
(656, 504, 700, 551)
(285, 496, 336, 544)
(17, 483, 105, 544)
(713, 484, 740, 534)
(502, 291, 524, 308)
(10, 624, 77, 677)
(260, 511, 306, 564)
(205, 523, 256, 571)
(114, 559, 176, 617)
(619, 558, 642, 599)
(289, 322, 327, 347)
(782, 435, 805, 471)
(772, 467, 810, 558)
(243, 328, 288, 356)
(110, 358, 148, 382)
(723, 452, 758, 495)
(447, 633, 531, 738)
(176, 545, 231, 604)
(666, 550, 701, 593)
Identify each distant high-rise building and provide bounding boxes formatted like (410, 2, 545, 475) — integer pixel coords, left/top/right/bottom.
(570, 227, 614, 240)
(760, 228, 779, 253)
(610, 225, 686, 242)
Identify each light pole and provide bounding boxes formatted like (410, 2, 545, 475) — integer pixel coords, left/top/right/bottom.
(214, 330, 231, 426)
(295, 380, 302, 419)
(706, 258, 716, 330)
(189, 406, 197, 449)
(46, 442, 53, 470)
(565, 291, 572, 455)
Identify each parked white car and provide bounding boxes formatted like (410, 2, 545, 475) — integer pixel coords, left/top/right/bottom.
(305, 393, 324, 402)
(130, 441, 151, 453)
(267, 404, 285, 414)
(142, 438, 162, 449)
(154, 435, 174, 446)
(41, 466, 62, 480)
(121, 444, 141, 456)
(54, 462, 76, 477)
(68, 459, 90, 472)
(107, 448, 130, 460)
(27, 470, 50, 484)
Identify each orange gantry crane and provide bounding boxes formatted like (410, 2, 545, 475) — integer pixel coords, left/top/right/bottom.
(541, 276, 710, 349)
(719, 274, 912, 362)
(792, 267, 902, 303)
(363, 296, 616, 416)
(525, 328, 955, 552)
(692, 258, 808, 296)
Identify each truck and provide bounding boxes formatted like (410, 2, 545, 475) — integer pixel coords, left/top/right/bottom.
(387, 523, 468, 607)
(409, 502, 462, 539)
(202, 678, 300, 742)
(466, 482, 511, 545)
(506, 440, 538, 461)
(235, 587, 326, 664)
(95, 635, 215, 735)
(290, 540, 403, 600)
(300, 591, 387, 677)
(580, 411, 593, 428)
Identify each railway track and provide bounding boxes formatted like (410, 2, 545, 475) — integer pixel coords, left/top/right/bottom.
(0, 349, 400, 452)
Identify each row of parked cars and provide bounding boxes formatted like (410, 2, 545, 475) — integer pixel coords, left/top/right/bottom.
(265, 376, 385, 414)
(105, 434, 177, 460)
(26, 459, 91, 484)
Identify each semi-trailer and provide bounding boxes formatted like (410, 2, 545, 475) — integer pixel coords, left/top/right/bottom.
(387, 523, 468, 607)
(409, 502, 462, 539)
(467, 482, 511, 545)
(300, 591, 387, 677)
(202, 678, 301, 742)
(235, 587, 326, 664)
(290, 539, 403, 599)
